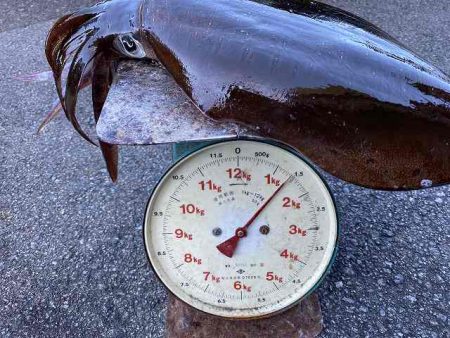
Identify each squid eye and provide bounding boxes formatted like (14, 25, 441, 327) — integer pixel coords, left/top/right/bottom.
(121, 35, 137, 53)
(114, 34, 146, 59)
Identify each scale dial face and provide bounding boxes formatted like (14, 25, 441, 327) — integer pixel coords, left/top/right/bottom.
(144, 139, 338, 319)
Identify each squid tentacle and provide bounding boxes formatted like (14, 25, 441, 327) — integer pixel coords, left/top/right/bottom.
(38, 99, 63, 133)
(92, 52, 119, 181)
(63, 36, 97, 145)
(38, 67, 93, 133)
(46, 14, 97, 102)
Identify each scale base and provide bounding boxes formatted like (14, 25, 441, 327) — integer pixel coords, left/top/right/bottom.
(166, 293, 323, 338)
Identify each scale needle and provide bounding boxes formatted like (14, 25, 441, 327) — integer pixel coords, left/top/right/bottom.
(217, 179, 288, 258)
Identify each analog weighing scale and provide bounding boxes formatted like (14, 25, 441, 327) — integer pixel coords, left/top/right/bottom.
(97, 61, 338, 334)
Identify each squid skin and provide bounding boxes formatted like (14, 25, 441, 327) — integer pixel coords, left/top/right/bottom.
(45, 0, 450, 189)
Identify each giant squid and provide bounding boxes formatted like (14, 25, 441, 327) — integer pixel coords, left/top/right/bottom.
(45, 0, 450, 190)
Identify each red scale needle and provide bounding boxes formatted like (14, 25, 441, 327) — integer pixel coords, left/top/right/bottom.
(216, 179, 289, 258)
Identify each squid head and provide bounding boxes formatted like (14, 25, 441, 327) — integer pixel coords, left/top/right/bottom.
(45, 0, 148, 181)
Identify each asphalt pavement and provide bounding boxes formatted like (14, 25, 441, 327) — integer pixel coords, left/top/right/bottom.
(0, 1, 448, 337)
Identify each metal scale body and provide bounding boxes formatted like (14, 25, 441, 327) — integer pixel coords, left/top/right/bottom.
(97, 61, 338, 319)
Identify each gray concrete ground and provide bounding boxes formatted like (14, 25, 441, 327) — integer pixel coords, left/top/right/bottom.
(0, 1, 448, 337)
(0, 0, 95, 32)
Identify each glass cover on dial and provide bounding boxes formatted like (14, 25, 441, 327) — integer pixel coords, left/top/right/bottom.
(144, 139, 338, 319)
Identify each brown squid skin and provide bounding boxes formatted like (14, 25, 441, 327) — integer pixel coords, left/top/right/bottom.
(46, 0, 450, 189)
